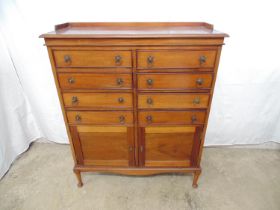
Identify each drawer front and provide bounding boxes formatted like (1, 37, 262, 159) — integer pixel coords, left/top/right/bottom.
(63, 93, 133, 109)
(137, 50, 216, 69)
(138, 93, 209, 109)
(137, 73, 213, 90)
(67, 111, 133, 125)
(138, 111, 206, 126)
(54, 50, 132, 67)
(58, 73, 132, 90)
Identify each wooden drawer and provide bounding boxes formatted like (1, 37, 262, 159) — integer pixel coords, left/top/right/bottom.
(137, 50, 216, 69)
(138, 111, 206, 126)
(137, 73, 213, 90)
(67, 111, 133, 125)
(63, 93, 133, 109)
(58, 73, 132, 90)
(53, 50, 132, 67)
(138, 93, 209, 109)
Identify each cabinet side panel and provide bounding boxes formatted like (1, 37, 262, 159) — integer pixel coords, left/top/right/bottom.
(46, 46, 78, 165)
(197, 45, 223, 165)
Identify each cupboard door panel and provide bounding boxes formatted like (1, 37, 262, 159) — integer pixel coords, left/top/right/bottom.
(139, 126, 202, 167)
(71, 126, 134, 167)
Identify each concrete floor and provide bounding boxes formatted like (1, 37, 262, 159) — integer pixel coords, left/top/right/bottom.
(0, 143, 279, 210)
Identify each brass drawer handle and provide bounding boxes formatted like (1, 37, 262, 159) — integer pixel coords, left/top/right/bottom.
(147, 56, 154, 65)
(146, 115, 153, 123)
(116, 78, 124, 86)
(191, 115, 197, 123)
(199, 55, 206, 65)
(196, 78, 204, 85)
(118, 97, 124, 103)
(146, 79, 153, 86)
(119, 115, 125, 124)
(146, 97, 153, 105)
(193, 97, 200, 104)
(115, 55, 122, 65)
(64, 55, 71, 63)
(75, 114, 81, 122)
(68, 77, 75, 84)
(72, 96, 78, 104)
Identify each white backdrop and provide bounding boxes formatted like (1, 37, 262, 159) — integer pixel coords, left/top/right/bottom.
(1, 0, 280, 178)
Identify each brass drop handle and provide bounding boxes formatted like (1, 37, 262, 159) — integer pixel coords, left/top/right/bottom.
(199, 55, 206, 65)
(147, 56, 154, 65)
(196, 78, 204, 85)
(115, 55, 122, 65)
(191, 115, 197, 123)
(147, 79, 153, 86)
(140, 145, 144, 152)
(64, 55, 71, 63)
(146, 115, 153, 123)
(193, 97, 200, 104)
(75, 114, 81, 122)
(72, 96, 78, 104)
(129, 146, 133, 152)
(147, 97, 153, 105)
(116, 78, 124, 86)
(118, 97, 124, 103)
(119, 115, 125, 124)
(68, 77, 75, 84)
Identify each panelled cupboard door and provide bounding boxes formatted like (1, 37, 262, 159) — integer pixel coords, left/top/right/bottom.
(70, 126, 134, 167)
(139, 126, 202, 167)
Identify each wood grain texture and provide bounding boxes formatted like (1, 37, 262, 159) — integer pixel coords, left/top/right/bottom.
(137, 73, 213, 90)
(76, 126, 133, 167)
(138, 110, 206, 126)
(137, 50, 217, 69)
(138, 93, 210, 109)
(40, 22, 228, 38)
(142, 126, 196, 167)
(67, 111, 133, 125)
(45, 38, 225, 46)
(63, 92, 133, 109)
(53, 50, 132, 68)
(58, 73, 132, 90)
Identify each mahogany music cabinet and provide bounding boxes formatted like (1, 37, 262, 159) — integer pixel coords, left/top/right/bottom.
(40, 22, 228, 188)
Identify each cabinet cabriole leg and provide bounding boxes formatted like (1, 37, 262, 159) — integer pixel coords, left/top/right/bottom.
(192, 170, 201, 188)
(74, 169, 83, 187)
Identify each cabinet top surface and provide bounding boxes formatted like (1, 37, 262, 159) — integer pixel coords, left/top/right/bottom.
(40, 22, 228, 38)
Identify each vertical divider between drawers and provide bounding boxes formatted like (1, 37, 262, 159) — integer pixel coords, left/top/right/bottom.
(132, 49, 139, 166)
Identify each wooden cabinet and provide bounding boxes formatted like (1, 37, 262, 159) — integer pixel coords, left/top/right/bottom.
(40, 22, 228, 188)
